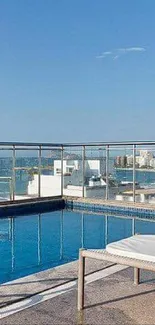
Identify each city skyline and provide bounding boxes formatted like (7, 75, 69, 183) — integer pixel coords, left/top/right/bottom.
(115, 149, 155, 169)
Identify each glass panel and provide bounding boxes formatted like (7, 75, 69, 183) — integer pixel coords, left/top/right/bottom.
(62, 146, 83, 197)
(135, 145, 155, 204)
(84, 146, 106, 199)
(0, 147, 13, 201)
(110, 145, 134, 202)
(15, 147, 38, 199)
(40, 147, 62, 197)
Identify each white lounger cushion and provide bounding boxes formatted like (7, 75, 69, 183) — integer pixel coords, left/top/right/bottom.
(106, 235, 155, 263)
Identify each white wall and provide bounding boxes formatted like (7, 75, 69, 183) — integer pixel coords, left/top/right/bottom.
(85, 160, 105, 177)
(54, 160, 79, 175)
(28, 174, 71, 197)
(28, 175, 108, 198)
(116, 194, 141, 202)
(64, 185, 83, 197)
(27, 173, 118, 199)
(64, 185, 106, 198)
(54, 159, 105, 177)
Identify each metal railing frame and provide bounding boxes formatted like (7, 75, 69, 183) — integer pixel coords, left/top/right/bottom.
(0, 141, 154, 202)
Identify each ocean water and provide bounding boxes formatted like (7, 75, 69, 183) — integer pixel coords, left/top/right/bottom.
(115, 169, 155, 186)
(0, 157, 54, 199)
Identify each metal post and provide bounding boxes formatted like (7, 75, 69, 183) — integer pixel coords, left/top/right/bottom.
(133, 144, 136, 203)
(38, 146, 42, 198)
(77, 249, 85, 310)
(106, 145, 109, 200)
(9, 178, 13, 201)
(61, 146, 64, 196)
(82, 146, 85, 198)
(12, 145, 16, 201)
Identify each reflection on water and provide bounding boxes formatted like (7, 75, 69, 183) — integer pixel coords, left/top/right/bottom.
(0, 209, 155, 284)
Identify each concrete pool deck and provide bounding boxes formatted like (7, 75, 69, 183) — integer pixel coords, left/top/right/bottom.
(0, 259, 113, 307)
(1, 259, 155, 324)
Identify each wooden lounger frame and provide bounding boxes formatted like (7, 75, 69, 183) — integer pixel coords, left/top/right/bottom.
(77, 248, 155, 310)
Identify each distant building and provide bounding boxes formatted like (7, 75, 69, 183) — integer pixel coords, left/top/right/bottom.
(126, 155, 133, 166)
(115, 156, 121, 166)
(150, 158, 155, 168)
(139, 150, 153, 159)
(120, 155, 127, 168)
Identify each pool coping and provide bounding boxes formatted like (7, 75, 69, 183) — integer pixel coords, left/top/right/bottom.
(0, 195, 155, 218)
(65, 197, 155, 218)
(0, 197, 65, 217)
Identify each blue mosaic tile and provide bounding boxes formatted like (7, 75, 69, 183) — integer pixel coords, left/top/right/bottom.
(65, 200, 155, 220)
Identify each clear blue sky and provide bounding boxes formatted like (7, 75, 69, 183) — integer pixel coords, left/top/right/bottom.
(0, 0, 155, 143)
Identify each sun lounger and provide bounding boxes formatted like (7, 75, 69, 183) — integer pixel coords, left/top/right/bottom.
(77, 235, 155, 310)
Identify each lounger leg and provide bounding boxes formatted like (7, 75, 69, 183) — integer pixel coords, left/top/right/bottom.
(78, 249, 85, 310)
(134, 267, 140, 285)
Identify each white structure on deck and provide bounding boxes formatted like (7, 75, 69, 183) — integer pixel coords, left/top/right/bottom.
(27, 158, 137, 199)
(28, 159, 109, 198)
(54, 159, 105, 177)
(28, 159, 106, 197)
(116, 188, 155, 204)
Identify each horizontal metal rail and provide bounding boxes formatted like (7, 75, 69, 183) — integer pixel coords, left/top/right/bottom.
(0, 141, 154, 148)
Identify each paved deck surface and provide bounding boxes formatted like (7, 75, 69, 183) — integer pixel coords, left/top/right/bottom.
(0, 260, 111, 307)
(1, 261, 155, 324)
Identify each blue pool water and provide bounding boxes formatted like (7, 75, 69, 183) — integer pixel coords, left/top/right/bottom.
(0, 209, 155, 284)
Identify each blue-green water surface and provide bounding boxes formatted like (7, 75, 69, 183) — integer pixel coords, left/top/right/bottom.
(0, 209, 154, 284)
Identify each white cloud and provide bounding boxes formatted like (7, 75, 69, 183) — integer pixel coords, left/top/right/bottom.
(96, 51, 112, 59)
(103, 51, 112, 55)
(96, 55, 106, 59)
(96, 47, 146, 60)
(113, 55, 119, 60)
(125, 47, 146, 52)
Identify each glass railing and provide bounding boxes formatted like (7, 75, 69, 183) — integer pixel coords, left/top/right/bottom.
(0, 141, 155, 204)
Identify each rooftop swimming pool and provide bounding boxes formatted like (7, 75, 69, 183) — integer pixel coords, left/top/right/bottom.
(0, 209, 155, 284)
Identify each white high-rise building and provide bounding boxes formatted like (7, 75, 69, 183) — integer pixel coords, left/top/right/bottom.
(150, 158, 155, 168)
(126, 155, 133, 166)
(139, 150, 153, 159)
(137, 150, 154, 167)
